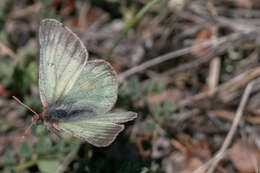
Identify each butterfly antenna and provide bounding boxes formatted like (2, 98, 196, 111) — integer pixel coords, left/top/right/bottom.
(12, 96, 40, 139)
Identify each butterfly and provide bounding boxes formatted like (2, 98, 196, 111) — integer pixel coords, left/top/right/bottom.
(13, 18, 137, 147)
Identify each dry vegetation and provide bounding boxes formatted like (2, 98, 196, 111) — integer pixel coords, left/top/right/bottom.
(2, 0, 260, 172)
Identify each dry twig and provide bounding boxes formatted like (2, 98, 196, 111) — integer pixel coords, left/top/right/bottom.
(207, 81, 255, 173)
(118, 30, 254, 82)
(8, 2, 42, 19)
(208, 57, 221, 95)
(178, 67, 260, 108)
(0, 43, 16, 60)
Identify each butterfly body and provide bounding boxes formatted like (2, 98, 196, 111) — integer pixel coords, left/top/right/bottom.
(35, 19, 137, 147)
(41, 107, 68, 122)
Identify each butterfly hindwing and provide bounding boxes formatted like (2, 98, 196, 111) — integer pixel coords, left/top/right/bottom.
(57, 112, 137, 147)
(39, 19, 88, 107)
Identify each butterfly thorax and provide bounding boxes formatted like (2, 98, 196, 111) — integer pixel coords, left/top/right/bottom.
(42, 108, 69, 123)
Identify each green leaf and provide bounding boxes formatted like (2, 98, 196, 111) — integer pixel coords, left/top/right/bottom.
(144, 79, 156, 96)
(25, 61, 38, 84)
(36, 124, 46, 135)
(30, 124, 38, 136)
(0, 59, 14, 85)
(152, 100, 175, 124)
(24, 94, 41, 111)
(128, 76, 141, 101)
(162, 100, 175, 113)
(0, 122, 11, 132)
(20, 141, 33, 159)
(41, 0, 52, 6)
(37, 160, 60, 173)
(55, 139, 65, 153)
(10, 168, 17, 173)
(118, 161, 141, 173)
(39, 7, 59, 20)
(145, 121, 156, 133)
(0, 0, 12, 23)
(32, 124, 46, 137)
(36, 136, 52, 154)
(4, 149, 15, 165)
(156, 80, 166, 93)
(69, 139, 81, 150)
(140, 167, 149, 173)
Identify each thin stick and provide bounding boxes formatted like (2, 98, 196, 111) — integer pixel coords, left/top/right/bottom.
(192, 150, 231, 173)
(57, 141, 81, 173)
(208, 57, 221, 95)
(207, 81, 255, 173)
(8, 2, 42, 19)
(104, 0, 159, 60)
(0, 43, 17, 60)
(118, 31, 252, 82)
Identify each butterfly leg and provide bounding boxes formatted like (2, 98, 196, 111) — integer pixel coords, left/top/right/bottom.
(23, 114, 40, 137)
(50, 123, 63, 137)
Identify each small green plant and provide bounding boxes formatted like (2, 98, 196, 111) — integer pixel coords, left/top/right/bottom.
(152, 100, 176, 124)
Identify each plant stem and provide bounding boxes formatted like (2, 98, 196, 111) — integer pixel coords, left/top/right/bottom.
(104, 0, 159, 60)
(14, 159, 37, 171)
(57, 141, 81, 173)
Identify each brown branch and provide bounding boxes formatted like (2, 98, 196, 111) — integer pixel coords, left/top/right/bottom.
(207, 81, 255, 173)
(118, 30, 254, 82)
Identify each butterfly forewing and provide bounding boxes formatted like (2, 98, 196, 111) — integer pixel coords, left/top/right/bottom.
(39, 19, 88, 106)
(63, 60, 118, 114)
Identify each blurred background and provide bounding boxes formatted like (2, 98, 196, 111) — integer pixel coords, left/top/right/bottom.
(2, 0, 260, 172)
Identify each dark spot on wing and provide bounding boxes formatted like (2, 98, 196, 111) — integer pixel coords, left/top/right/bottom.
(52, 109, 68, 119)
